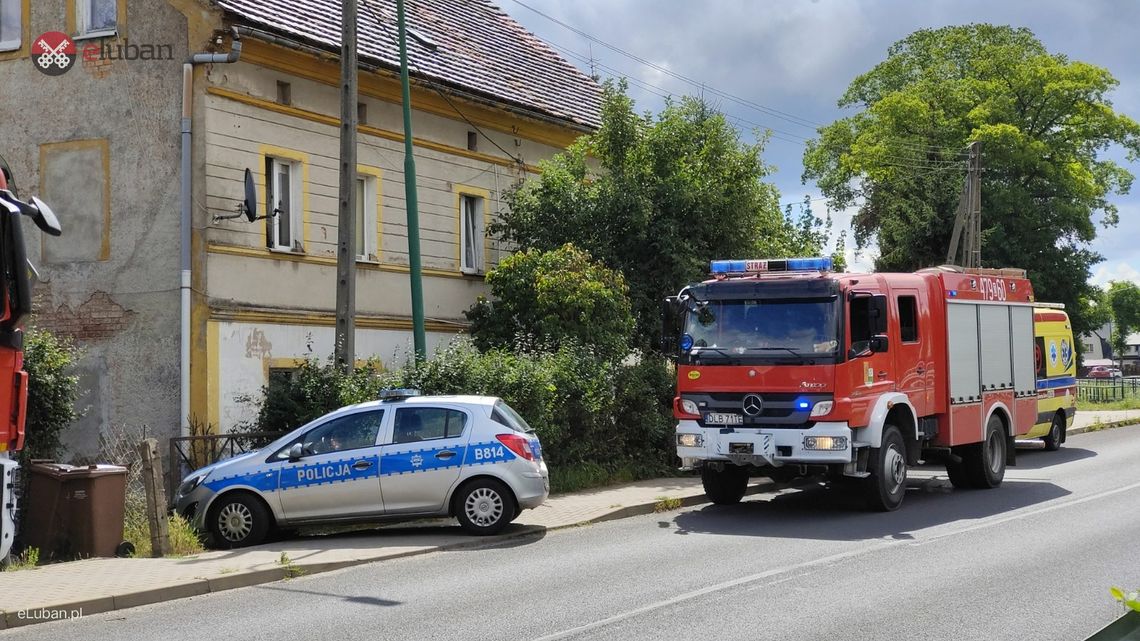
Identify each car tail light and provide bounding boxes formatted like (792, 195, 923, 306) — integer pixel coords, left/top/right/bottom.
(496, 433, 534, 461)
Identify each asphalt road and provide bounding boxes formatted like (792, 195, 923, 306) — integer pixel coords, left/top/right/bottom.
(10, 426, 1140, 641)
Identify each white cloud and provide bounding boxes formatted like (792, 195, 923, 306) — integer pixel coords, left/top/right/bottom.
(1090, 262, 1140, 288)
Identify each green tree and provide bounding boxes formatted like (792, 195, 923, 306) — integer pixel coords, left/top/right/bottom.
(1106, 281, 1140, 368)
(465, 244, 635, 358)
(803, 25, 1140, 338)
(22, 328, 82, 460)
(495, 82, 832, 349)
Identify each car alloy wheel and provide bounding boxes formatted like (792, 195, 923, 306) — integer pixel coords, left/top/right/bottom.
(217, 502, 254, 542)
(465, 486, 504, 528)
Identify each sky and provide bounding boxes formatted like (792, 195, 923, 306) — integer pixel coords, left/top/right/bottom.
(502, 0, 1140, 286)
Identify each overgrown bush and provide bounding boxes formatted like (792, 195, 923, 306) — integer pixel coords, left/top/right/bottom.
(465, 244, 635, 359)
(22, 327, 82, 461)
(243, 339, 677, 488)
(240, 356, 383, 436)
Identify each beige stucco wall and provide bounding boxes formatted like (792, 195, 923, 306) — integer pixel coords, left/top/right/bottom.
(197, 56, 586, 430)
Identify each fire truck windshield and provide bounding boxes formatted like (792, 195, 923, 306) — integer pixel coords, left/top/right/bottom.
(683, 298, 839, 362)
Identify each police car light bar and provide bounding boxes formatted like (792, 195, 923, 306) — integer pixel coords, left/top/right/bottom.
(710, 257, 832, 275)
(379, 388, 422, 401)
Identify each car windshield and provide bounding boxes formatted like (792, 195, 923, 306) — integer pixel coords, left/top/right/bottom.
(684, 298, 839, 358)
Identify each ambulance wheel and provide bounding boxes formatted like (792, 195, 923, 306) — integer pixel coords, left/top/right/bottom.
(1042, 413, 1064, 452)
(702, 464, 748, 505)
(863, 424, 906, 511)
(208, 492, 270, 549)
(963, 415, 1007, 489)
(455, 478, 516, 535)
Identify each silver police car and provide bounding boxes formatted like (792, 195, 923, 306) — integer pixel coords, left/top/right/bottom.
(174, 390, 549, 548)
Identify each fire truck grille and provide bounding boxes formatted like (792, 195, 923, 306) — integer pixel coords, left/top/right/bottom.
(683, 392, 833, 428)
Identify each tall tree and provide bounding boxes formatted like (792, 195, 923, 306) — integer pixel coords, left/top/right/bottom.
(496, 82, 832, 349)
(803, 25, 1140, 338)
(1106, 281, 1140, 368)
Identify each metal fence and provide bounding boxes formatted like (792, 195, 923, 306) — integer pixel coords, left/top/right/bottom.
(1077, 378, 1140, 403)
(166, 432, 278, 507)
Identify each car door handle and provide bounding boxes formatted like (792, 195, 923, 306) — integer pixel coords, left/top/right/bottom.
(435, 450, 457, 460)
(352, 460, 374, 470)
(877, 370, 888, 378)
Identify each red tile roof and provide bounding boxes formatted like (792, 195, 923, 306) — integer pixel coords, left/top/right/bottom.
(216, 0, 603, 131)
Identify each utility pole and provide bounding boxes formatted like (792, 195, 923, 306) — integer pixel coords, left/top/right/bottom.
(335, 0, 358, 370)
(946, 141, 982, 267)
(398, 0, 427, 359)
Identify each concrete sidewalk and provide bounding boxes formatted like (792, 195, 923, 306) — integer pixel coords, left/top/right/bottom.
(4, 411, 1135, 629)
(0, 476, 773, 629)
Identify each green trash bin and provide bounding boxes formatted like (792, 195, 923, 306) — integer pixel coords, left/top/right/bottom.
(23, 463, 127, 560)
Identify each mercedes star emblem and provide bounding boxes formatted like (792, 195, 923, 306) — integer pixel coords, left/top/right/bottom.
(742, 394, 763, 416)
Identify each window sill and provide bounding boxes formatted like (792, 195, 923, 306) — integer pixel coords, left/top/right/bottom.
(269, 247, 305, 256)
(73, 30, 118, 42)
(356, 257, 380, 265)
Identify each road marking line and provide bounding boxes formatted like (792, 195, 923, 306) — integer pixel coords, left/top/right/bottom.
(530, 477, 1140, 641)
(528, 544, 893, 641)
(912, 478, 1140, 546)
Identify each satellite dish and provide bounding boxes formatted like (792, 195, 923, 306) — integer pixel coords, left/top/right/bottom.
(213, 167, 271, 223)
(243, 168, 257, 222)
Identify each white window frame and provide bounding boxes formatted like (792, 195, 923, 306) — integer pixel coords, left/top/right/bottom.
(76, 0, 118, 39)
(0, 0, 22, 52)
(355, 174, 378, 261)
(266, 157, 302, 252)
(460, 193, 484, 274)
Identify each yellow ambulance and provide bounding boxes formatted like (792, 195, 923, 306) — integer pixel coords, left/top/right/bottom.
(1023, 305, 1077, 450)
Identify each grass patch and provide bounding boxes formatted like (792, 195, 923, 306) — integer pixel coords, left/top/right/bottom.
(1077, 398, 1140, 411)
(277, 552, 304, 579)
(549, 462, 679, 494)
(4, 547, 40, 571)
(123, 507, 205, 558)
(653, 496, 682, 512)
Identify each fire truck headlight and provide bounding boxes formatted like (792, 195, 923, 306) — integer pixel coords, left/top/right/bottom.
(803, 435, 847, 451)
(677, 433, 704, 448)
(680, 399, 700, 416)
(809, 401, 834, 418)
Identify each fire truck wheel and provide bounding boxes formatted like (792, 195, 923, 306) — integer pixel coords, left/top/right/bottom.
(863, 424, 906, 511)
(963, 415, 1007, 489)
(702, 464, 749, 505)
(1042, 413, 1064, 452)
(208, 492, 271, 549)
(945, 457, 970, 489)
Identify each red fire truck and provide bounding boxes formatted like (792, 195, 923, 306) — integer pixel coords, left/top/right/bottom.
(0, 157, 62, 559)
(668, 257, 1047, 511)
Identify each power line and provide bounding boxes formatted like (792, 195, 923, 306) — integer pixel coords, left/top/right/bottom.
(361, 0, 525, 166)
(508, 0, 824, 132)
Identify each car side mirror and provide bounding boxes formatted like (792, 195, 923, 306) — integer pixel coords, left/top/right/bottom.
(870, 335, 889, 353)
(288, 443, 303, 461)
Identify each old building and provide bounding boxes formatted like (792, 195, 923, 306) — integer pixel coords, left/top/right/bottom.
(0, 0, 601, 456)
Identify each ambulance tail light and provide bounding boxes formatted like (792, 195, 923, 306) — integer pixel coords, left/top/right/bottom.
(496, 433, 534, 461)
(674, 397, 701, 419)
(710, 257, 832, 275)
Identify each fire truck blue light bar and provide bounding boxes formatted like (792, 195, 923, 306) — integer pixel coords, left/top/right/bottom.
(710, 257, 832, 275)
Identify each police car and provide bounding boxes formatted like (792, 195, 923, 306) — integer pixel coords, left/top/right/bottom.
(174, 390, 549, 548)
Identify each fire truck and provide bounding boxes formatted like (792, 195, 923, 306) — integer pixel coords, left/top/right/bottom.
(668, 257, 1066, 511)
(0, 157, 62, 559)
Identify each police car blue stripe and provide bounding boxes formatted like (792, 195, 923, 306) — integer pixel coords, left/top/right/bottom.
(201, 440, 524, 493)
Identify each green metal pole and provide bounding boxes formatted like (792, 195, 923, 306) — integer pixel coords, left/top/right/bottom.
(397, 0, 427, 360)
